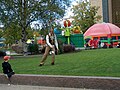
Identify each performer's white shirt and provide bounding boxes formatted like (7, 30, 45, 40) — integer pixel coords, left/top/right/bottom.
(46, 33, 58, 50)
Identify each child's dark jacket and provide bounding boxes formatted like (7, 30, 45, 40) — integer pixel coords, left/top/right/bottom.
(2, 62, 13, 74)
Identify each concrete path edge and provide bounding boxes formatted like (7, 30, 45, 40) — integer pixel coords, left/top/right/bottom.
(0, 74, 120, 90)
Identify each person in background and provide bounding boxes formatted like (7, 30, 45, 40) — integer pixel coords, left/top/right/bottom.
(102, 42, 107, 48)
(116, 42, 120, 48)
(109, 41, 113, 48)
(39, 27, 59, 66)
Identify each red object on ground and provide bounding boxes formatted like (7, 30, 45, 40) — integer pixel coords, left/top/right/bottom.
(88, 39, 93, 47)
(93, 40, 98, 48)
(37, 40, 46, 45)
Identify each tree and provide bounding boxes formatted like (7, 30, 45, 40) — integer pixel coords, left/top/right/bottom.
(0, 29, 3, 38)
(0, 0, 71, 54)
(3, 23, 21, 45)
(71, 0, 101, 33)
(3, 23, 33, 45)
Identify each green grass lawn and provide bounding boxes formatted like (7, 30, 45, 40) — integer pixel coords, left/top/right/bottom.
(0, 48, 120, 77)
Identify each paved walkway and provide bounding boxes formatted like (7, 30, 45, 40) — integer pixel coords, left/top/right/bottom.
(0, 74, 120, 90)
(0, 84, 96, 90)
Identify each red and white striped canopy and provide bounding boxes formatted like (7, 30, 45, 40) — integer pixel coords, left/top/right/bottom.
(84, 23, 120, 37)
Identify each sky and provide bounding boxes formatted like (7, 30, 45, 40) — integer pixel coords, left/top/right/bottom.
(31, 0, 80, 29)
(0, 0, 87, 28)
(59, 0, 89, 26)
(32, 0, 87, 29)
(64, 0, 89, 19)
(57, 0, 81, 26)
(63, 0, 79, 19)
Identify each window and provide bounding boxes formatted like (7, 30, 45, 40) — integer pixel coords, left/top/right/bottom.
(100, 37, 108, 40)
(118, 36, 120, 40)
(93, 37, 98, 40)
(111, 36, 116, 40)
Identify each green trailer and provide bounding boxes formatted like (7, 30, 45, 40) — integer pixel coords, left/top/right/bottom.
(57, 34, 84, 48)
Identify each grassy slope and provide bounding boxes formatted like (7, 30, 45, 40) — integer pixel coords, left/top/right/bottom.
(0, 48, 120, 77)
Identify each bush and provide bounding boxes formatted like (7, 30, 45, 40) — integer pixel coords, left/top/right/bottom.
(63, 44, 75, 53)
(41, 46, 45, 54)
(11, 44, 23, 54)
(27, 44, 39, 54)
(58, 40, 64, 54)
(0, 50, 6, 57)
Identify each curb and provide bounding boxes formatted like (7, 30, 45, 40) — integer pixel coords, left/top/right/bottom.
(0, 74, 120, 90)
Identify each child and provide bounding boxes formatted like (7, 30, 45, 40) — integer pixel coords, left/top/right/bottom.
(2, 56, 15, 85)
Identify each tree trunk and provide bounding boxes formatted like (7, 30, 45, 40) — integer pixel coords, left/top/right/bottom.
(21, 0, 28, 55)
(21, 27, 27, 55)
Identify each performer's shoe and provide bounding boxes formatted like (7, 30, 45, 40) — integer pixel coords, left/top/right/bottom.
(51, 62, 55, 65)
(39, 63, 44, 66)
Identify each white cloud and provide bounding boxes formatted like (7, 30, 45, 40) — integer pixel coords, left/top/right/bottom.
(63, 0, 80, 19)
(64, 0, 89, 19)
